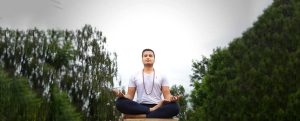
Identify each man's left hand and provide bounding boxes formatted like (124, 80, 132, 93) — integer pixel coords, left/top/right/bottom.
(169, 95, 181, 102)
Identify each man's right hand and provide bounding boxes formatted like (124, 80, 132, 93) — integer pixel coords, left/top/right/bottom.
(113, 89, 125, 97)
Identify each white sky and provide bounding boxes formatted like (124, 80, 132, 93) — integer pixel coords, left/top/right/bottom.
(0, 0, 273, 93)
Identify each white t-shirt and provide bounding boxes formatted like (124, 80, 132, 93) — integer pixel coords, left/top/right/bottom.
(128, 70, 169, 104)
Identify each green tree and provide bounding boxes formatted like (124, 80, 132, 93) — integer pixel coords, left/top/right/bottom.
(0, 69, 41, 121)
(189, 0, 300, 121)
(187, 56, 209, 121)
(47, 84, 81, 121)
(0, 25, 119, 121)
(170, 85, 188, 121)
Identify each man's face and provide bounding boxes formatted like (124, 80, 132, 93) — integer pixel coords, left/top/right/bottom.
(142, 51, 155, 66)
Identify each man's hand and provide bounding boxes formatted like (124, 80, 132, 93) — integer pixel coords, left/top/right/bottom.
(168, 95, 181, 102)
(112, 89, 125, 97)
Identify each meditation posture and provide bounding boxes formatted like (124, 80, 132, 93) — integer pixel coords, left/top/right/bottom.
(114, 48, 180, 118)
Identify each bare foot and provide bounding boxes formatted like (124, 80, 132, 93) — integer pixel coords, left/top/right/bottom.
(149, 99, 169, 112)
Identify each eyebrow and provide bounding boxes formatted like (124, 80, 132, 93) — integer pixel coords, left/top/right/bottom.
(143, 53, 153, 56)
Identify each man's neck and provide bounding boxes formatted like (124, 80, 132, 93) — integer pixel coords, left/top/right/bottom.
(143, 66, 154, 74)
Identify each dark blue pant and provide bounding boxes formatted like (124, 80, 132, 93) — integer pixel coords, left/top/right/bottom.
(116, 97, 180, 118)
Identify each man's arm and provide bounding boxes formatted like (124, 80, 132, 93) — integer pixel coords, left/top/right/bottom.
(124, 87, 136, 100)
(162, 86, 172, 100)
(113, 87, 136, 100)
(162, 86, 180, 102)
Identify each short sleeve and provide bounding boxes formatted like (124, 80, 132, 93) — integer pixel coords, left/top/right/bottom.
(128, 75, 136, 87)
(161, 74, 169, 86)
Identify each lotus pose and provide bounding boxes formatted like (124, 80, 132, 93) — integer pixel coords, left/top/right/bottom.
(114, 48, 180, 118)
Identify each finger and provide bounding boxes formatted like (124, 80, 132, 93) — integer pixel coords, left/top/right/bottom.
(120, 92, 124, 97)
(113, 89, 119, 95)
(173, 96, 180, 101)
(174, 97, 178, 102)
(170, 97, 175, 102)
(177, 95, 182, 99)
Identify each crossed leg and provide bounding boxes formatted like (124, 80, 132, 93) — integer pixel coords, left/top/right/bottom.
(116, 97, 179, 118)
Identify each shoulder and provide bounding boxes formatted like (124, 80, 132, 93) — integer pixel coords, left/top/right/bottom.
(155, 70, 169, 86)
(154, 70, 166, 76)
(133, 70, 142, 76)
(130, 70, 142, 79)
(154, 70, 168, 80)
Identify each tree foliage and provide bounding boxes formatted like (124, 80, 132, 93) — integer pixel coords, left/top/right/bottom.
(189, 0, 300, 121)
(170, 85, 189, 121)
(0, 69, 41, 121)
(0, 25, 119, 121)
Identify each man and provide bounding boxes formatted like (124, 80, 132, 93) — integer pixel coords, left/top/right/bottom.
(114, 48, 180, 118)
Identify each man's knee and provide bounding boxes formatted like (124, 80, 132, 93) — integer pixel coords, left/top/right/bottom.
(115, 97, 122, 107)
(115, 97, 127, 112)
(168, 102, 180, 115)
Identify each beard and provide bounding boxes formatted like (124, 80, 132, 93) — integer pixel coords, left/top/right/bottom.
(144, 63, 153, 67)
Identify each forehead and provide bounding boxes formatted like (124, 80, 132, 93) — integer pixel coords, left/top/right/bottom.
(143, 51, 154, 55)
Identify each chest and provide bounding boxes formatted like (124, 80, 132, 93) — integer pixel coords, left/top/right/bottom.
(134, 74, 162, 87)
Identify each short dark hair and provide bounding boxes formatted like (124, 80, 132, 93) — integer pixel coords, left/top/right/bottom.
(142, 48, 155, 58)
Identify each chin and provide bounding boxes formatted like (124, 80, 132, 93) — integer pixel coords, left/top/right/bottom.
(144, 63, 154, 66)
